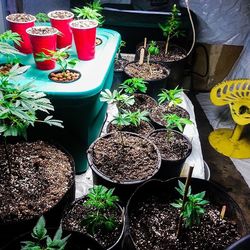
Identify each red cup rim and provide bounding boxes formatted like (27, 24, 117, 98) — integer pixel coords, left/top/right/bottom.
(69, 19, 98, 30)
(6, 14, 36, 23)
(48, 10, 74, 20)
(26, 26, 59, 36)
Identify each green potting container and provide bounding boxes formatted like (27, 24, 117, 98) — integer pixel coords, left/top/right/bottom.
(2, 28, 120, 173)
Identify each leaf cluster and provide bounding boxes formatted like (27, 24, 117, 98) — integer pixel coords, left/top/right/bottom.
(159, 4, 184, 39)
(171, 181, 209, 228)
(0, 67, 63, 139)
(21, 216, 70, 250)
(120, 77, 148, 94)
(163, 113, 192, 132)
(147, 41, 159, 56)
(35, 12, 49, 23)
(117, 40, 126, 58)
(72, 0, 104, 25)
(83, 185, 119, 234)
(35, 47, 78, 72)
(158, 86, 183, 106)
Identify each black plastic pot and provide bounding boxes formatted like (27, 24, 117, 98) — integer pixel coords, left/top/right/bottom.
(124, 61, 170, 100)
(61, 196, 125, 250)
(48, 69, 81, 83)
(87, 132, 161, 203)
(227, 234, 250, 250)
(148, 129, 192, 180)
(124, 178, 248, 250)
(96, 37, 103, 46)
(0, 140, 75, 248)
(2, 228, 104, 250)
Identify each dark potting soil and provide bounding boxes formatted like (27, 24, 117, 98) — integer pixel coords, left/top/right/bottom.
(49, 70, 80, 83)
(71, 20, 97, 28)
(114, 58, 128, 71)
(7, 13, 35, 22)
(0, 64, 15, 75)
(28, 26, 58, 35)
(125, 62, 169, 81)
(107, 121, 154, 137)
(150, 104, 190, 127)
(49, 11, 73, 19)
(0, 140, 73, 223)
(130, 196, 241, 250)
(90, 133, 159, 182)
(62, 198, 123, 248)
(149, 130, 190, 160)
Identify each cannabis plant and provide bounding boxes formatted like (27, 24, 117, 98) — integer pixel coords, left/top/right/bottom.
(123, 110, 149, 127)
(171, 180, 209, 228)
(159, 4, 184, 55)
(116, 40, 126, 60)
(158, 86, 184, 107)
(72, 0, 104, 25)
(163, 114, 192, 132)
(120, 77, 148, 95)
(147, 40, 159, 64)
(21, 216, 70, 250)
(83, 185, 119, 234)
(35, 12, 49, 24)
(35, 47, 78, 74)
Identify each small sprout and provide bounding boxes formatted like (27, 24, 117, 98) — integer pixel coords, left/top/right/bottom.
(112, 113, 130, 128)
(35, 46, 79, 73)
(72, 0, 104, 25)
(35, 12, 49, 23)
(158, 86, 183, 106)
(83, 185, 119, 234)
(163, 114, 192, 132)
(116, 40, 126, 60)
(120, 77, 148, 94)
(21, 216, 70, 250)
(0, 30, 22, 46)
(123, 110, 149, 127)
(159, 4, 184, 55)
(147, 41, 159, 64)
(171, 181, 209, 228)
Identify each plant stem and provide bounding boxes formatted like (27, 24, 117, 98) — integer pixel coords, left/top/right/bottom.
(165, 35, 170, 56)
(3, 137, 12, 178)
(176, 166, 194, 238)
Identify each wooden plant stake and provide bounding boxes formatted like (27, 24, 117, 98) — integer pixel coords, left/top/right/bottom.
(139, 37, 147, 65)
(220, 205, 226, 220)
(176, 166, 194, 238)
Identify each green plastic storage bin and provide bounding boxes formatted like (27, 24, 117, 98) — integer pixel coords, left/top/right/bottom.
(2, 28, 120, 173)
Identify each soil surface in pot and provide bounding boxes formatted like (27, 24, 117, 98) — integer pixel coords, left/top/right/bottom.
(114, 57, 128, 71)
(49, 10, 73, 19)
(0, 140, 73, 223)
(150, 104, 190, 127)
(49, 70, 80, 83)
(89, 133, 159, 182)
(71, 20, 97, 28)
(62, 198, 123, 248)
(107, 121, 154, 137)
(7, 13, 35, 22)
(125, 62, 169, 81)
(130, 196, 241, 250)
(149, 130, 190, 160)
(27, 26, 58, 35)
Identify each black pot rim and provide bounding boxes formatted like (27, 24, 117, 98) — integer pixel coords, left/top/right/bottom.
(96, 37, 103, 46)
(148, 128, 192, 162)
(123, 60, 170, 83)
(149, 104, 190, 128)
(0, 139, 75, 225)
(87, 131, 161, 184)
(61, 196, 125, 250)
(48, 69, 81, 83)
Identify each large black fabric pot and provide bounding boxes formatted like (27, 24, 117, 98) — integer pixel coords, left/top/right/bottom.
(2, 229, 104, 250)
(148, 129, 192, 180)
(87, 132, 161, 203)
(123, 178, 248, 250)
(61, 196, 125, 250)
(124, 61, 170, 100)
(0, 140, 75, 248)
(227, 234, 250, 250)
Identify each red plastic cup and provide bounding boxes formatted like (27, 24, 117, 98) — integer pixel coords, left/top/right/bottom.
(48, 10, 74, 49)
(26, 26, 58, 70)
(70, 19, 98, 60)
(6, 13, 36, 54)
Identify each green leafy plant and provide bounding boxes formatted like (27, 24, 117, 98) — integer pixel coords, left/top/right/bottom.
(35, 12, 49, 24)
(159, 4, 184, 55)
(171, 181, 209, 228)
(116, 40, 126, 60)
(158, 86, 184, 107)
(35, 47, 79, 74)
(163, 114, 192, 132)
(0, 30, 21, 46)
(21, 216, 70, 250)
(83, 185, 119, 234)
(147, 40, 159, 64)
(72, 0, 104, 25)
(120, 77, 148, 94)
(122, 110, 149, 127)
